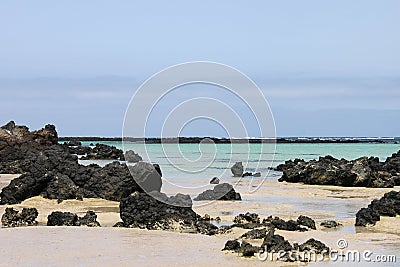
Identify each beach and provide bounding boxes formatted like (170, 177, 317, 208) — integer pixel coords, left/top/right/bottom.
(1, 172, 399, 266)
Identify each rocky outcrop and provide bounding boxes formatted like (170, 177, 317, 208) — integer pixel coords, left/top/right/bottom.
(297, 215, 316, 230)
(80, 143, 124, 160)
(194, 183, 241, 201)
(355, 191, 400, 226)
(277, 152, 400, 188)
(0, 121, 58, 145)
(231, 162, 244, 177)
(47, 211, 100, 227)
(222, 240, 260, 257)
(1, 207, 38, 227)
(0, 122, 162, 204)
(124, 150, 142, 163)
(240, 228, 268, 239)
(261, 228, 293, 252)
(262, 216, 307, 231)
(119, 191, 199, 231)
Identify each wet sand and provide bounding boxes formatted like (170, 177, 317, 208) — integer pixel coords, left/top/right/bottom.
(0, 174, 399, 266)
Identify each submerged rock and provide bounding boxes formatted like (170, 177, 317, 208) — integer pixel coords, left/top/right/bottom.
(355, 191, 400, 226)
(231, 162, 244, 177)
(1, 207, 38, 227)
(194, 183, 241, 201)
(320, 220, 342, 228)
(47, 210, 101, 227)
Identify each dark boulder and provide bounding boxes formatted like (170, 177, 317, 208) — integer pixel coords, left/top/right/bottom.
(47, 210, 101, 227)
(194, 183, 241, 201)
(355, 191, 400, 226)
(240, 228, 268, 239)
(277, 152, 400, 188)
(297, 215, 316, 230)
(128, 162, 162, 193)
(1, 207, 38, 227)
(124, 150, 143, 163)
(222, 240, 241, 252)
(119, 191, 199, 231)
(210, 177, 220, 184)
(233, 212, 260, 224)
(263, 216, 307, 231)
(196, 221, 219, 235)
(298, 238, 330, 254)
(80, 143, 124, 160)
(320, 220, 342, 228)
(231, 162, 244, 177)
(261, 229, 293, 252)
(239, 241, 260, 257)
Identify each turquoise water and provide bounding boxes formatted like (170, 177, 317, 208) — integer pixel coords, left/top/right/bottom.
(82, 141, 400, 177)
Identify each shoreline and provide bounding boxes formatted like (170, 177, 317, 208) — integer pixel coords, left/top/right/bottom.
(58, 136, 400, 144)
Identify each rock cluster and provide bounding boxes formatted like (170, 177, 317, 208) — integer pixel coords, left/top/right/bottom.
(230, 162, 261, 177)
(80, 143, 124, 160)
(1, 207, 38, 227)
(47, 210, 101, 227)
(355, 190, 400, 226)
(223, 228, 330, 260)
(194, 183, 241, 201)
(0, 121, 161, 204)
(277, 153, 400, 188)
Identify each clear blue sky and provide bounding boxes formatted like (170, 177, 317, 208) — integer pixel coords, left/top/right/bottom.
(0, 1, 399, 137)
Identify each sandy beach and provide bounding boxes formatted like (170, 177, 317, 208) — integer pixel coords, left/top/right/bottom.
(1, 173, 399, 266)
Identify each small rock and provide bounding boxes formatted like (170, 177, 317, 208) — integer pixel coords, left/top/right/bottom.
(210, 177, 220, 184)
(231, 162, 244, 177)
(297, 215, 316, 230)
(320, 220, 342, 228)
(1, 207, 38, 227)
(222, 239, 241, 252)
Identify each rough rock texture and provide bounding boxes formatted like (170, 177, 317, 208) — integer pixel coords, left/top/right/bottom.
(194, 183, 241, 201)
(0, 122, 162, 204)
(263, 216, 307, 232)
(297, 215, 316, 230)
(231, 162, 244, 177)
(119, 191, 200, 231)
(234, 212, 260, 224)
(277, 153, 400, 188)
(47, 211, 101, 227)
(320, 220, 342, 228)
(222, 240, 241, 252)
(80, 143, 124, 160)
(222, 240, 260, 257)
(240, 228, 268, 239)
(124, 150, 142, 163)
(355, 191, 400, 226)
(1, 207, 38, 227)
(261, 229, 293, 252)
(297, 238, 330, 253)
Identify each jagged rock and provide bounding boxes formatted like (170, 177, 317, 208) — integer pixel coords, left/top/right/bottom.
(210, 177, 220, 184)
(47, 211, 101, 226)
(234, 212, 260, 224)
(231, 162, 244, 177)
(222, 240, 241, 252)
(129, 162, 162, 193)
(241, 228, 268, 239)
(277, 152, 400, 188)
(80, 143, 124, 160)
(124, 150, 142, 163)
(297, 215, 316, 230)
(298, 238, 330, 253)
(196, 221, 219, 235)
(263, 216, 307, 231)
(355, 191, 400, 226)
(78, 211, 101, 227)
(194, 183, 241, 201)
(239, 241, 260, 257)
(1, 207, 38, 227)
(47, 211, 78, 226)
(119, 191, 199, 231)
(261, 229, 293, 252)
(320, 220, 342, 228)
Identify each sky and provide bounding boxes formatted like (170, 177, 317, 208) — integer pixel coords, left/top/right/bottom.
(0, 0, 399, 137)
